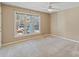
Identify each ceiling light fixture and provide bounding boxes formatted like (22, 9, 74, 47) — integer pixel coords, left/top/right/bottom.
(48, 2, 53, 12)
(48, 2, 60, 13)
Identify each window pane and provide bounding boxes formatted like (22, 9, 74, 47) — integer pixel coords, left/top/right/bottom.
(33, 16, 40, 33)
(15, 13, 40, 37)
(16, 14, 25, 36)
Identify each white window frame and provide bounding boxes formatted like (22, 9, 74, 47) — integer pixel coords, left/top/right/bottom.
(14, 11, 41, 38)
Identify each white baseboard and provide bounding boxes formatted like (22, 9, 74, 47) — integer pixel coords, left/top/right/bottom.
(2, 34, 79, 47)
(50, 34, 79, 44)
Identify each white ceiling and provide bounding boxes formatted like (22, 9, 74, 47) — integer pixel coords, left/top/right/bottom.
(2, 2, 79, 13)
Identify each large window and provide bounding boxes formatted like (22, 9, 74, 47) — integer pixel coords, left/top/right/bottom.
(15, 12, 40, 37)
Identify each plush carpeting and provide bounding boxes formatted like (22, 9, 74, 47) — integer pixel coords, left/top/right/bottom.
(0, 36, 79, 57)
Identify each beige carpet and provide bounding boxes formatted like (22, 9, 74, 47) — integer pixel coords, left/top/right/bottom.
(0, 36, 79, 57)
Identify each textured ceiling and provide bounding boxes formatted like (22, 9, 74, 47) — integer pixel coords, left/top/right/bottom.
(2, 2, 79, 13)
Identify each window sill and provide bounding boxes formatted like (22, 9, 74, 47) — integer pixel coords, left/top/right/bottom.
(14, 32, 40, 38)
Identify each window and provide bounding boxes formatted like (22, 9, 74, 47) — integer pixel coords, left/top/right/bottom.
(15, 12, 40, 37)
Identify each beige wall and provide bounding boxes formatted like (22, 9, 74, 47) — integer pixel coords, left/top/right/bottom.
(51, 7, 79, 41)
(3, 3, 79, 45)
(2, 4, 50, 44)
(0, 3, 1, 46)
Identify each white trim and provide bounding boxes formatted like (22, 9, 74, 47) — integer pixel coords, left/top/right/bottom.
(50, 34, 79, 44)
(15, 32, 40, 38)
(16, 11, 40, 16)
